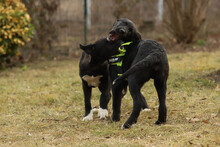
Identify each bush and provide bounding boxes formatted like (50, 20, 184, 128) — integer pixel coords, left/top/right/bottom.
(21, 0, 60, 53)
(0, 0, 34, 68)
(165, 0, 210, 43)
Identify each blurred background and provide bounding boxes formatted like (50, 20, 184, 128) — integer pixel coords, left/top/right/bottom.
(0, 0, 220, 68)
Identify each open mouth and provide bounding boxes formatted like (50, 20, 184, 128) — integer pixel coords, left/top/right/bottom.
(107, 31, 119, 41)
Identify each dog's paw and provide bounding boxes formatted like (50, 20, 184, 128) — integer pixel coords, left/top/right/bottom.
(82, 111, 93, 121)
(142, 108, 151, 112)
(92, 108, 99, 113)
(98, 107, 108, 119)
(112, 115, 120, 122)
(155, 120, 166, 125)
(121, 124, 131, 130)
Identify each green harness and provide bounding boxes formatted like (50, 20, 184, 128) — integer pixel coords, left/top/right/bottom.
(108, 41, 132, 77)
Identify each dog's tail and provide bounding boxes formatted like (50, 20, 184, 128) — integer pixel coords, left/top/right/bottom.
(113, 52, 162, 85)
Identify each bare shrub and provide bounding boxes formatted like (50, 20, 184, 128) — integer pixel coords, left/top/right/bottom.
(21, 0, 60, 59)
(165, 0, 210, 43)
(113, 0, 140, 18)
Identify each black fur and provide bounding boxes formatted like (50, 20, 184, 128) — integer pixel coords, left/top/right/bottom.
(108, 18, 169, 129)
(79, 38, 123, 119)
(79, 18, 169, 129)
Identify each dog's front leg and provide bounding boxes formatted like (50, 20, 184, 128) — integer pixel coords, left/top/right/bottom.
(109, 65, 127, 122)
(154, 79, 167, 124)
(82, 81, 93, 121)
(112, 82, 127, 122)
(98, 81, 111, 119)
(112, 85, 122, 122)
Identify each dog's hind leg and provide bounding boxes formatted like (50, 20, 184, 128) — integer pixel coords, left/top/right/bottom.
(122, 79, 143, 129)
(141, 94, 151, 112)
(154, 78, 167, 124)
(82, 81, 93, 121)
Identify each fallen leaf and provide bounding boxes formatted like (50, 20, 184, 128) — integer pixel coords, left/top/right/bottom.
(186, 117, 190, 120)
(188, 140, 193, 145)
(200, 98, 207, 100)
(191, 118, 199, 122)
(186, 117, 200, 123)
(202, 131, 209, 135)
(203, 120, 209, 123)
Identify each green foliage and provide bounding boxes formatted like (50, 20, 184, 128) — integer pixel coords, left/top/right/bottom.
(197, 39, 206, 46)
(22, 64, 28, 71)
(0, 0, 34, 68)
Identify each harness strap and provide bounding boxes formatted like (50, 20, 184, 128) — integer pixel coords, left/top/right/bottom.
(108, 41, 132, 77)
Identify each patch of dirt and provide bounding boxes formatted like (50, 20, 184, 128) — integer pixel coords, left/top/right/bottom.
(206, 70, 220, 84)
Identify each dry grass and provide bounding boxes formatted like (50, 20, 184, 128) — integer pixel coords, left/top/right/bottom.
(0, 50, 220, 146)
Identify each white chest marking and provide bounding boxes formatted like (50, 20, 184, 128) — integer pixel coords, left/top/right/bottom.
(82, 75, 103, 87)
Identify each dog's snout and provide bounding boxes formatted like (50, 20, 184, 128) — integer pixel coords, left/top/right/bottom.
(119, 29, 125, 34)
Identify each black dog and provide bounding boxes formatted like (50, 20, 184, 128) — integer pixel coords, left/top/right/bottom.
(107, 18, 169, 129)
(79, 39, 123, 121)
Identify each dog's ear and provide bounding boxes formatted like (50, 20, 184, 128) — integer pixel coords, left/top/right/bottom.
(129, 30, 142, 41)
(79, 44, 85, 50)
(79, 44, 95, 55)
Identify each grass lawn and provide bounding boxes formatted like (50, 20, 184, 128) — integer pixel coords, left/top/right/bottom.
(0, 50, 219, 146)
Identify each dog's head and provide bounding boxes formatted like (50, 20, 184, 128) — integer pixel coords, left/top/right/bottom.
(80, 38, 123, 61)
(107, 18, 141, 42)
